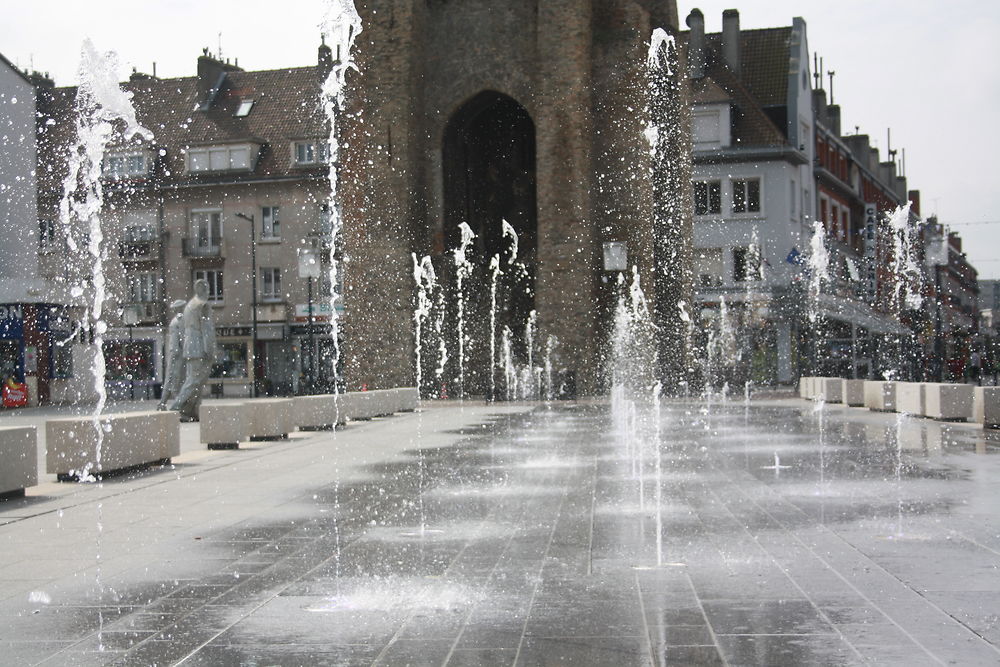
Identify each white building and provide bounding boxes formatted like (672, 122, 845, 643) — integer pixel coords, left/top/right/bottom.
(684, 9, 815, 385)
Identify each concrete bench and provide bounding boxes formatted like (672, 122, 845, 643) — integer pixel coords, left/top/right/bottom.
(842, 379, 865, 406)
(293, 394, 345, 431)
(982, 387, 1000, 429)
(817, 377, 843, 403)
(924, 383, 973, 421)
(200, 400, 253, 449)
(798, 377, 812, 399)
(46, 411, 179, 481)
(395, 387, 419, 411)
(864, 381, 896, 411)
(895, 382, 926, 416)
(0, 426, 38, 497)
(200, 398, 294, 447)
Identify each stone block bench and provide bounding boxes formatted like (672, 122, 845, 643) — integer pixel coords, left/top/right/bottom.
(982, 387, 1000, 429)
(0, 426, 38, 497)
(924, 383, 973, 421)
(864, 381, 896, 411)
(817, 377, 842, 403)
(47, 411, 179, 481)
(293, 394, 345, 431)
(895, 382, 926, 416)
(200, 398, 294, 449)
(841, 379, 865, 407)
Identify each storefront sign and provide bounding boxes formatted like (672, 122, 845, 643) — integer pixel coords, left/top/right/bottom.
(2, 379, 27, 408)
(294, 303, 334, 322)
(863, 204, 877, 303)
(217, 326, 252, 338)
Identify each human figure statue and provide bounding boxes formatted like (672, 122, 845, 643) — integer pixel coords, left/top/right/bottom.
(157, 299, 188, 410)
(169, 280, 216, 421)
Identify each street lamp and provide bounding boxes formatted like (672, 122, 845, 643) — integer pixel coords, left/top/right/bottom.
(234, 211, 259, 398)
(121, 304, 140, 401)
(297, 246, 321, 394)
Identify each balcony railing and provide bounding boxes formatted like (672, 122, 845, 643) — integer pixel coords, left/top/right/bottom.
(182, 238, 222, 258)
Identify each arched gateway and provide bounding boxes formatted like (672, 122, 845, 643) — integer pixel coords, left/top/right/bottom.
(338, 0, 691, 397)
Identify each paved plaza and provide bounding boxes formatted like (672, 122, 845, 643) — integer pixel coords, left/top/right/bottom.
(0, 398, 999, 665)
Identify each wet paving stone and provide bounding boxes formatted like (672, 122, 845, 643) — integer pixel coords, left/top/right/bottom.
(7, 401, 1000, 664)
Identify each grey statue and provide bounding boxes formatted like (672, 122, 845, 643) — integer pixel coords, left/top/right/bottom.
(169, 279, 216, 421)
(157, 299, 188, 411)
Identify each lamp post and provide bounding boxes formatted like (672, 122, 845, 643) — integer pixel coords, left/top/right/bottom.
(122, 304, 140, 401)
(234, 212, 259, 398)
(297, 247, 321, 394)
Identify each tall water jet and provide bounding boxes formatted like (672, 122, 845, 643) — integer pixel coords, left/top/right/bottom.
(320, 0, 363, 400)
(319, 0, 363, 586)
(59, 39, 151, 480)
(412, 254, 436, 398)
(488, 254, 502, 401)
(453, 222, 475, 399)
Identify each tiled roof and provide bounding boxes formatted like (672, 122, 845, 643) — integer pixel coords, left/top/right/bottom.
(37, 63, 328, 196)
(681, 25, 793, 148)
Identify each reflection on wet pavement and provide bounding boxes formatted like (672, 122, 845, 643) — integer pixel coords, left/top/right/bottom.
(5, 400, 1000, 665)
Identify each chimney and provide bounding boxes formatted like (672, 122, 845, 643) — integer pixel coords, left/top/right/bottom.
(722, 9, 741, 76)
(828, 104, 841, 137)
(685, 9, 706, 79)
(318, 36, 334, 76)
(197, 49, 242, 110)
(813, 88, 828, 126)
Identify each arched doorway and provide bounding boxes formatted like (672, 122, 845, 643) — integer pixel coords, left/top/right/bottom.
(442, 91, 538, 396)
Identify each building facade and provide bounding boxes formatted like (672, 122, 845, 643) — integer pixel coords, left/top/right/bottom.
(37, 49, 336, 400)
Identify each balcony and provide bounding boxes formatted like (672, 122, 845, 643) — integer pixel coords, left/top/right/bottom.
(182, 238, 222, 258)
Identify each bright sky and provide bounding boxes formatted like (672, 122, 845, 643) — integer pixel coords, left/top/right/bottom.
(5, 0, 998, 279)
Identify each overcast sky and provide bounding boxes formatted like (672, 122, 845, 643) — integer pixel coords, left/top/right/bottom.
(5, 1, 998, 279)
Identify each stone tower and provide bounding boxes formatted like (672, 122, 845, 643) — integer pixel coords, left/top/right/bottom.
(338, 0, 692, 396)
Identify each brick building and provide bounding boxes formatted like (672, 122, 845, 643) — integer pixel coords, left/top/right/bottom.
(337, 0, 693, 396)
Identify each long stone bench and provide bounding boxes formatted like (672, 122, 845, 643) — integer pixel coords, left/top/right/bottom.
(841, 379, 865, 407)
(895, 382, 926, 416)
(798, 377, 812, 399)
(924, 383, 973, 421)
(864, 381, 896, 411)
(0, 426, 37, 497)
(46, 411, 179, 481)
(249, 398, 295, 440)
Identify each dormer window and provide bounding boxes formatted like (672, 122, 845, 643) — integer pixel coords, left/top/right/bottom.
(293, 141, 330, 166)
(186, 143, 258, 173)
(103, 151, 151, 179)
(234, 99, 254, 117)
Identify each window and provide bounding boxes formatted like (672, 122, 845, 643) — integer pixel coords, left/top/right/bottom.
(39, 219, 56, 252)
(692, 110, 721, 145)
(693, 180, 721, 215)
(732, 178, 761, 214)
(212, 342, 247, 378)
(693, 248, 723, 288)
(103, 151, 149, 179)
(194, 269, 224, 302)
(733, 245, 763, 282)
(191, 210, 223, 247)
(103, 341, 155, 381)
(293, 141, 330, 166)
(187, 144, 255, 172)
(128, 271, 158, 303)
(234, 99, 254, 117)
(261, 268, 282, 302)
(262, 206, 281, 239)
(51, 336, 74, 379)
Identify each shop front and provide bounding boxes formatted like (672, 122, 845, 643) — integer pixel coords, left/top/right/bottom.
(0, 303, 74, 407)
